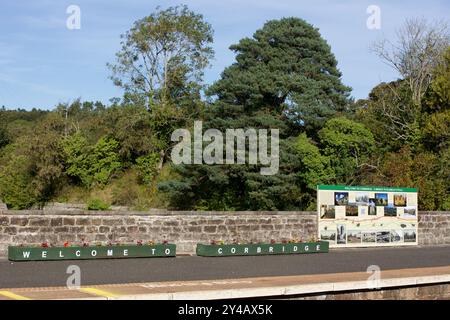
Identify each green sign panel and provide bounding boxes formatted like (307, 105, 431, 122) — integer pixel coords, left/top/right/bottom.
(317, 185, 417, 193)
(196, 241, 329, 257)
(8, 244, 176, 261)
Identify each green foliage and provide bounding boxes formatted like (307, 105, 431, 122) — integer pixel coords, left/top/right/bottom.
(295, 133, 333, 190)
(86, 198, 111, 211)
(105, 104, 154, 162)
(207, 17, 352, 135)
(0, 154, 37, 209)
(424, 46, 450, 111)
(0, 126, 9, 149)
(63, 134, 122, 189)
(108, 5, 213, 107)
(160, 17, 352, 210)
(0, 13, 448, 212)
(318, 117, 375, 184)
(136, 152, 160, 185)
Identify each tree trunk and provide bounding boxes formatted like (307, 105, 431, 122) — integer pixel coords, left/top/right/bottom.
(158, 149, 165, 170)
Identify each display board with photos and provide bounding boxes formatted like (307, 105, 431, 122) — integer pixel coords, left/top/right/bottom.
(317, 185, 418, 248)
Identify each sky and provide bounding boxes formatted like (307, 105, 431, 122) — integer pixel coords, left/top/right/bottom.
(0, 0, 449, 110)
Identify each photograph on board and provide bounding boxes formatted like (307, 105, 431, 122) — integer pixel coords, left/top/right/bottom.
(394, 193, 407, 206)
(374, 193, 388, 206)
(335, 192, 349, 205)
(320, 205, 336, 219)
(347, 231, 362, 244)
(345, 203, 358, 216)
(404, 230, 417, 242)
(384, 204, 397, 217)
(337, 224, 346, 244)
(404, 206, 416, 217)
(355, 193, 369, 205)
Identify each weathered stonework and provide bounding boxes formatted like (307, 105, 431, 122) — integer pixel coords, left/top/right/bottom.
(0, 209, 448, 257)
(286, 282, 450, 300)
(418, 211, 450, 245)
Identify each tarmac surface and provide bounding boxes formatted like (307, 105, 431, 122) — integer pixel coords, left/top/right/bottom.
(1, 245, 450, 289)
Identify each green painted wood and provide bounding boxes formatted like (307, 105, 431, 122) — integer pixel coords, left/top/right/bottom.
(8, 244, 176, 261)
(196, 241, 329, 257)
(317, 185, 417, 193)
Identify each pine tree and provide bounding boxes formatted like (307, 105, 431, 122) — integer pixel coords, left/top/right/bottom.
(159, 18, 352, 210)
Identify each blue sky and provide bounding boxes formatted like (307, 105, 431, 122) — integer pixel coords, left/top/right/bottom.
(0, 0, 449, 110)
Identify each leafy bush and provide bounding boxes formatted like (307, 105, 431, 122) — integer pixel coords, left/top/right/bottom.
(86, 198, 110, 210)
(136, 152, 160, 185)
(63, 134, 122, 188)
(0, 154, 37, 209)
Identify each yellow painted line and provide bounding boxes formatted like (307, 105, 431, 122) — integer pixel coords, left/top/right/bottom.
(79, 287, 121, 298)
(0, 290, 31, 300)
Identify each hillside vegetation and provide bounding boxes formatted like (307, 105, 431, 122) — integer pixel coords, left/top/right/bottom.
(0, 7, 448, 211)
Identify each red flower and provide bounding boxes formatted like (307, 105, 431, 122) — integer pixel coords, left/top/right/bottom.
(162, 240, 168, 245)
(270, 239, 276, 244)
(41, 242, 49, 248)
(210, 240, 216, 245)
(63, 241, 70, 247)
(137, 240, 143, 246)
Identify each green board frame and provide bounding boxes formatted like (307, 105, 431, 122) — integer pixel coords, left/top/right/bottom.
(317, 185, 417, 193)
(8, 244, 176, 261)
(196, 241, 329, 257)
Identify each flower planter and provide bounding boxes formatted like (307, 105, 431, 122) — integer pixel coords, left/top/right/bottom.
(8, 244, 176, 261)
(196, 241, 329, 257)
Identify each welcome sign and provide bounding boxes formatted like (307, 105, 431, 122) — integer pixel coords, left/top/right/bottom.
(8, 244, 176, 261)
(196, 241, 329, 257)
(317, 185, 418, 248)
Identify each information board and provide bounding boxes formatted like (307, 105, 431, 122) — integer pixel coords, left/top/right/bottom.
(317, 185, 418, 247)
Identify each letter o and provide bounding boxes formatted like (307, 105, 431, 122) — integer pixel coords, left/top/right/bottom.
(165, 248, 171, 255)
(91, 250, 97, 257)
(231, 247, 236, 254)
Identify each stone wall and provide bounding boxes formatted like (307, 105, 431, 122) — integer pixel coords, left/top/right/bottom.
(418, 211, 450, 245)
(0, 209, 449, 257)
(285, 282, 450, 300)
(0, 209, 317, 257)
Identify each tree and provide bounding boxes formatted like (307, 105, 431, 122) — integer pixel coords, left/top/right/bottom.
(295, 133, 333, 190)
(108, 5, 214, 108)
(294, 133, 334, 209)
(318, 117, 375, 185)
(422, 46, 450, 151)
(108, 5, 214, 170)
(356, 80, 421, 149)
(0, 126, 9, 149)
(0, 154, 37, 209)
(63, 134, 122, 189)
(160, 18, 351, 210)
(207, 17, 352, 136)
(372, 18, 449, 106)
(27, 113, 66, 201)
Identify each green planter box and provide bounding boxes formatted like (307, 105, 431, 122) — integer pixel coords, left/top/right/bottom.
(196, 241, 329, 257)
(8, 244, 176, 261)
